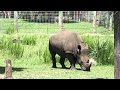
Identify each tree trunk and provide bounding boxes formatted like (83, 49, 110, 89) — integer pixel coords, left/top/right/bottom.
(106, 11, 110, 29)
(74, 11, 76, 20)
(8, 11, 11, 19)
(76, 11, 79, 21)
(87, 11, 90, 22)
(30, 11, 34, 20)
(93, 11, 97, 33)
(109, 12, 113, 31)
(114, 11, 120, 79)
(59, 11, 63, 30)
(98, 11, 101, 26)
(14, 11, 18, 33)
(79, 11, 82, 21)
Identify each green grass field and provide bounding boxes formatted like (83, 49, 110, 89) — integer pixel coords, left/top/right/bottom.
(0, 19, 114, 79)
(0, 63, 114, 79)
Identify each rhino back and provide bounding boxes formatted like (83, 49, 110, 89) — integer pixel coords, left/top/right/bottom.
(49, 30, 81, 55)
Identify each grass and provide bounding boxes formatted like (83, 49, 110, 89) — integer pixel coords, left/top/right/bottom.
(0, 19, 114, 79)
(12, 65, 114, 79)
(0, 18, 114, 35)
(82, 35, 114, 65)
(0, 33, 114, 79)
(0, 63, 114, 79)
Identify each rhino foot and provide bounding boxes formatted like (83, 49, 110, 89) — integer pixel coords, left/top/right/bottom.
(70, 66, 76, 70)
(62, 66, 68, 69)
(52, 66, 57, 68)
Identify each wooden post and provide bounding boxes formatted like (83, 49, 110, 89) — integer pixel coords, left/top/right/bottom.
(59, 11, 63, 30)
(114, 11, 120, 79)
(4, 59, 13, 79)
(14, 11, 18, 33)
(93, 11, 97, 33)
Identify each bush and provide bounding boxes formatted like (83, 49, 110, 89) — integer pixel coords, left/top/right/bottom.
(82, 35, 114, 65)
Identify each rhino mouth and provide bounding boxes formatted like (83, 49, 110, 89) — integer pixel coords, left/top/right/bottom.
(81, 66, 90, 71)
(80, 63, 91, 71)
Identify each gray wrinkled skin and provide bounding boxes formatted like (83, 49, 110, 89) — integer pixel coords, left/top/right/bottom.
(49, 30, 92, 71)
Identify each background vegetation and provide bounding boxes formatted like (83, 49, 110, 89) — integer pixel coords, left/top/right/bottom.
(0, 14, 114, 79)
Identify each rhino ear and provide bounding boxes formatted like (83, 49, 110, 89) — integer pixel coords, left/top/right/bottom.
(77, 45, 81, 54)
(78, 45, 81, 50)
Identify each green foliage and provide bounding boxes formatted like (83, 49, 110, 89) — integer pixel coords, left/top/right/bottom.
(0, 19, 114, 66)
(8, 43, 24, 59)
(5, 27, 15, 34)
(82, 35, 114, 65)
(0, 35, 9, 50)
(43, 46, 51, 63)
(22, 35, 36, 45)
(0, 36, 24, 59)
(3, 64, 114, 79)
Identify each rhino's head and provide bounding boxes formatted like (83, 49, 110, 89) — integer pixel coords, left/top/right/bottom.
(77, 44, 92, 71)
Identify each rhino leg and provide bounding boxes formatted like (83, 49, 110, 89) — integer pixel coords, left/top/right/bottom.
(69, 61, 76, 70)
(51, 53, 57, 68)
(67, 54, 76, 70)
(60, 57, 67, 69)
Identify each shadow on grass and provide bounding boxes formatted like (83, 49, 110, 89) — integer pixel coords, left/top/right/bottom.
(52, 67, 81, 71)
(96, 78, 105, 79)
(0, 66, 27, 74)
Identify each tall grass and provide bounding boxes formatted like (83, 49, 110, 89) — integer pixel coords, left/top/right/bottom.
(82, 35, 114, 65)
(43, 46, 51, 63)
(0, 35, 24, 59)
(5, 26, 15, 34)
(0, 34, 114, 65)
(22, 35, 36, 45)
(0, 19, 114, 65)
(8, 42, 24, 59)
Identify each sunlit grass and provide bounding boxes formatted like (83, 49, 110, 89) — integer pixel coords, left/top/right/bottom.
(0, 18, 113, 35)
(0, 19, 114, 79)
(10, 64, 114, 79)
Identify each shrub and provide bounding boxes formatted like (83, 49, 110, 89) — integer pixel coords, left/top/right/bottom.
(82, 35, 114, 65)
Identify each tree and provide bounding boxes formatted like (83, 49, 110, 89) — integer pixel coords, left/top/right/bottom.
(59, 11, 63, 30)
(87, 11, 90, 22)
(109, 11, 113, 31)
(97, 11, 101, 25)
(114, 11, 120, 79)
(106, 11, 110, 29)
(3, 11, 11, 18)
(93, 11, 97, 33)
